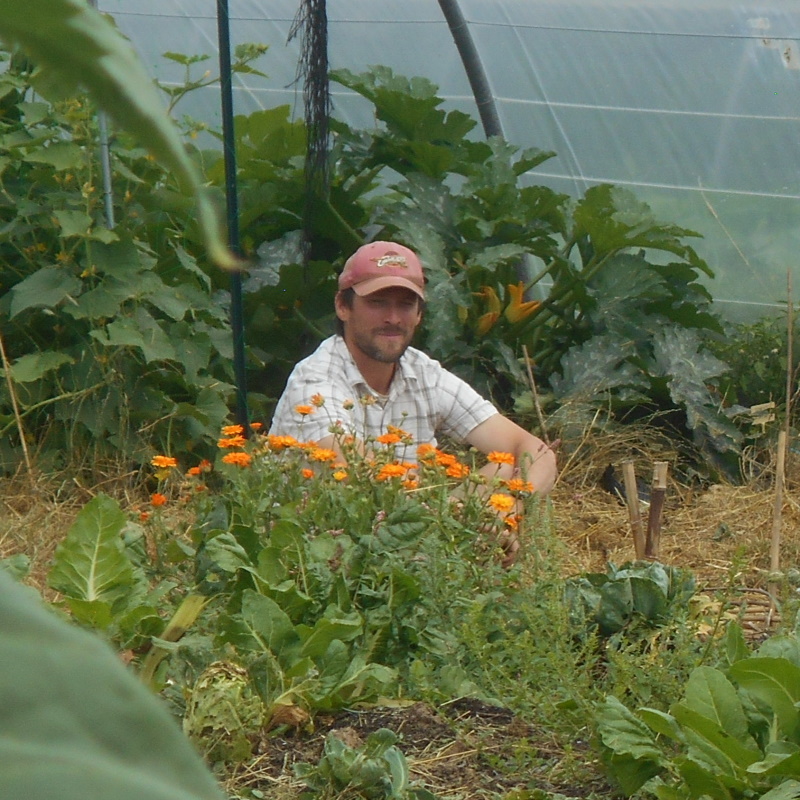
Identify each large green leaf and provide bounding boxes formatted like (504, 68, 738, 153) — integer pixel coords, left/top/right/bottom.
(8, 266, 82, 318)
(0, 0, 234, 269)
(47, 493, 136, 609)
(7, 351, 74, 383)
(730, 658, 800, 740)
(0, 570, 224, 800)
(596, 696, 664, 794)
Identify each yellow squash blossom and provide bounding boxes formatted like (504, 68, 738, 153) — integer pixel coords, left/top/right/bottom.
(473, 285, 502, 335)
(504, 282, 541, 324)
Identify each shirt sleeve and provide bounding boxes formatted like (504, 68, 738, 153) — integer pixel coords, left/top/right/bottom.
(432, 367, 498, 442)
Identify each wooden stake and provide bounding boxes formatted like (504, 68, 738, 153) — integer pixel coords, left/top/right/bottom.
(622, 461, 646, 560)
(645, 462, 669, 560)
(770, 430, 787, 576)
(522, 344, 550, 446)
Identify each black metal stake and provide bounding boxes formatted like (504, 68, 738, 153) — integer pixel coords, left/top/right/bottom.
(216, 0, 249, 431)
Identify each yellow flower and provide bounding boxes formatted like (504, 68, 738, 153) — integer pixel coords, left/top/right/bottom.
(222, 451, 252, 467)
(488, 493, 516, 514)
(151, 455, 177, 468)
(504, 282, 541, 324)
(332, 470, 348, 481)
(474, 285, 501, 314)
(476, 311, 500, 336)
(295, 405, 315, 416)
(487, 451, 515, 466)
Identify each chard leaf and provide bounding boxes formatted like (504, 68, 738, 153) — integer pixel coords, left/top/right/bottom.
(682, 666, 755, 744)
(47, 494, 135, 612)
(730, 658, 800, 739)
(0, 570, 224, 799)
(596, 696, 663, 795)
(223, 590, 301, 669)
(760, 779, 800, 800)
(747, 745, 800, 777)
(299, 613, 363, 660)
(675, 756, 741, 800)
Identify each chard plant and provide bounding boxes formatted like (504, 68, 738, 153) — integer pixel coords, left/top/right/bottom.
(596, 626, 800, 800)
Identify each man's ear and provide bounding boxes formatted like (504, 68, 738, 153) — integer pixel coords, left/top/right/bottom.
(334, 291, 349, 322)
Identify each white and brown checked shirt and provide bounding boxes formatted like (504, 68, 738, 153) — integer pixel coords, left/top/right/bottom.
(269, 335, 497, 458)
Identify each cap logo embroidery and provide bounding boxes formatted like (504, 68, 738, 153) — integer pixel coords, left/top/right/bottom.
(373, 254, 408, 269)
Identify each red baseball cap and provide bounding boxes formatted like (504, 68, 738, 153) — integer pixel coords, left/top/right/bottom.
(338, 241, 425, 299)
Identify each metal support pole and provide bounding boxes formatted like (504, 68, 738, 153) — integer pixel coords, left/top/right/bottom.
(217, 0, 249, 431)
(437, 0, 503, 139)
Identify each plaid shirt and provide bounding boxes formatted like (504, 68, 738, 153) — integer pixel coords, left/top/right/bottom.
(269, 335, 497, 456)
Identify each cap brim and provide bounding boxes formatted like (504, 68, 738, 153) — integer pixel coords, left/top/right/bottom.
(352, 276, 425, 299)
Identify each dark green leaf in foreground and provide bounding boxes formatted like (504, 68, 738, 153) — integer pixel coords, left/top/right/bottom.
(0, 569, 224, 800)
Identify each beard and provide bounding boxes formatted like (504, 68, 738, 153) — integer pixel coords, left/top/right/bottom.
(350, 327, 413, 363)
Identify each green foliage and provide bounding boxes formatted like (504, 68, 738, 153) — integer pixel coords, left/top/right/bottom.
(0, 568, 224, 800)
(596, 631, 800, 800)
(295, 728, 437, 800)
(565, 561, 697, 638)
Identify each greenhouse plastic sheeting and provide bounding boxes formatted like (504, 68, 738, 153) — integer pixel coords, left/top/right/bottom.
(97, 0, 800, 319)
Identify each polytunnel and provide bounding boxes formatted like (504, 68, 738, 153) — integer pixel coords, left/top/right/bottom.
(96, 0, 800, 320)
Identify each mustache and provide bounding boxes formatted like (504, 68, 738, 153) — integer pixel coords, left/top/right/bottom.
(375, 327, 406, 335)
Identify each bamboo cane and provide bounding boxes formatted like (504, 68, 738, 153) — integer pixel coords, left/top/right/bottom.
(622, 461, 646, 559)
(645, 462, 669, 560)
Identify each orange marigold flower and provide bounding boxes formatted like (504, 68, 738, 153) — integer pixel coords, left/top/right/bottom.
(222, 451, 252, 467)
(268, 434, 299, 451)
(151, 455, 177, 468)
(446, 462, 470, 479)
(376, 463, 408, 481)
(199, 459, 213, 471)
(505, 514, 521, 531)
(250, 422, 263, 430)
(218, 435, 246, 449)
(332, 470, 348, 481)
(150, 493, 168, 507)
(187, 466, 202, 477)
(487, 451, 515, 466)
(417, 443, 437, 459)
(505, 478, 534, 494)
(295, 404, 315, 416)
(435, 452, 458, 468)
(309, 448, 337, 463)
(387, 425, 413, 441)
(488, 493, 516, 514)
(302, 468, 314, 479)
(376, 432, 402, 446)
(310, 393, 325, 407)
(222, 424, 244, 435)
(402, 478, 419, 491)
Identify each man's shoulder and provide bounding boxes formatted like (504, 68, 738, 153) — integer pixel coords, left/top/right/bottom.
(291, 336, 347, 373)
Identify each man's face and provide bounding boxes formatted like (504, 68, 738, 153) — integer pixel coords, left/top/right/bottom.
(337, 287, 423, 364)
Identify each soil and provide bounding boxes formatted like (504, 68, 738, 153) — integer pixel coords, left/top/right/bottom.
(228, 698, 610, 799)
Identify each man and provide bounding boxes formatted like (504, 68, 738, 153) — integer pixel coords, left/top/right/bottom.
(269, 240, 558, 500)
